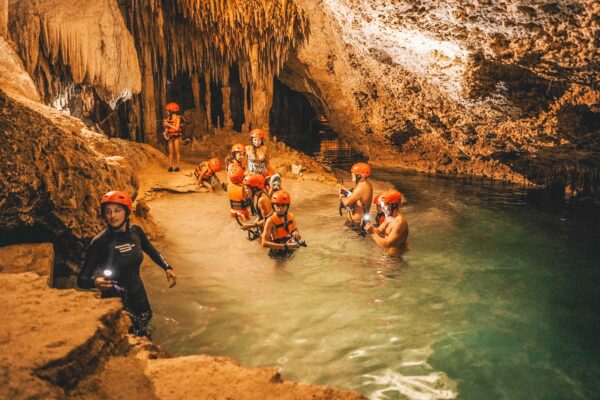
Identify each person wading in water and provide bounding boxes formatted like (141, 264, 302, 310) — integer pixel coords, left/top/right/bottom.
(339, 162, 373, 229)
(78, 191, 177, 336)
(364, 190, 409, 256)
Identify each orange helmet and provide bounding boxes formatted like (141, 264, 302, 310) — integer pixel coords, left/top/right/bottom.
(250, 128, 265, 139)
(243, 173, 265, 189)
(231, 143, 245, 154)
(380, 190, 403, 204)
(228, 165, 245, 184)
(373, 194, 381, 205)
(208, 158, 223, 172)
(165, 102, 180, 112)
(271, 191, 291, 205)
(351, 162, 371, 178)
(101, 191, 133, 211)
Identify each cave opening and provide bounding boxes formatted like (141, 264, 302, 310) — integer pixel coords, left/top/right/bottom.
(229, 64, 245, 132)
(269, 78, 366, 169)
(168, 73, 195, 112)
(210, 79, 224, 128)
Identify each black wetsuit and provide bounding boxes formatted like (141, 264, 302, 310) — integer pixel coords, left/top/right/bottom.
(77, 225, 172, 336)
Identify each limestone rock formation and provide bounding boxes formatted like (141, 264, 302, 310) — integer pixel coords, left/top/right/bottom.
(8, 0, 141, 107)
(0, 243, 54, 277)
(0, 36, 41, 102)
(282, 0, 600, 192)
(0, 272, 127, 399)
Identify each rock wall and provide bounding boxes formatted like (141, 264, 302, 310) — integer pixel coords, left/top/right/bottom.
(282, 0, 600, 192)
(1, 26, 166, 277)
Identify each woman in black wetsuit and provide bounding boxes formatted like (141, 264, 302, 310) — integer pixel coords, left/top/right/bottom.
(77, 191, 177, 336)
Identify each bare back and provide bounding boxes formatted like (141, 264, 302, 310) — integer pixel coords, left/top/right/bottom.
(346, 180, 373, 222)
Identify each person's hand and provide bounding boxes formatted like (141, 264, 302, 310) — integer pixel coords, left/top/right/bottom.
(364, 223, 375, 234)
(94, 277, 113, 291)
(166, 269, 177, 288)
(292, 230, 301, 240)
(339, 188, 348, 196)
(241, 224, 252, 231)
(286, 239, 300, 250)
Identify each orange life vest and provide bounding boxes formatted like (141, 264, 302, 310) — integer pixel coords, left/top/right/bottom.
(165, 115, 182, 137)
(194, 161, 214, 180)
(227, 181, 248, 210)
(270, 212, 297, 241)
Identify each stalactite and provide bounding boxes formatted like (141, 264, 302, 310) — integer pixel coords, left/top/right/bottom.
(221, 66, 234, 129)
(120, 0, 309, 140)
(204, 72, 212, 130)
(8, 0, 141, 106)
(0, 0, 7, 38)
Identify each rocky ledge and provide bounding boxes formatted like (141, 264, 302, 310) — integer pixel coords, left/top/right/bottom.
(0, 243, 366, 399)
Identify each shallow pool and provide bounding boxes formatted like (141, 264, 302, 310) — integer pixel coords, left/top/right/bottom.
(142, 169, 600, 399)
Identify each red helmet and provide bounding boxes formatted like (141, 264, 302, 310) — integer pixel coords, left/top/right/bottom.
(101, 191, 133, 211)
(231, 143, 246, 154)
(228, 165, 245, 184)
(373, 194, 381, 205)
(380, 190, 403, 204)
(351, 162, 371, 178)
(271, 191, 291, 205)
(165, 102, 180, 112)
(208, 158, 223, 172)
(243, 174, 265, 189)
(250, 128, 265, 139)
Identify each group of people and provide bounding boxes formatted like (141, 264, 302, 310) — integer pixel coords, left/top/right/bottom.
(196, 127, 305, 258)
(338, 162, 409, 255)
(77, 102, 408, 337)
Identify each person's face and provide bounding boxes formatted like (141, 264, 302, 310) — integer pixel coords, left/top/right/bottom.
(252, 137, 262, 147)
(104, 203, 127, 228)
(235, 151, 245, 161)
(273, 203, 288, 215)
(381, 201, 393, 217)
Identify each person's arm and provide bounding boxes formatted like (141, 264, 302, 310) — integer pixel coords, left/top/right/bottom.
(290, 215, 301, 240)
(341, 186, 362, 207)
(370, 223, 400, 249)
(163, 115, 181, 131)
(135, 226, 176, 287)
(135, 226, 172, 270)
(258, 197, 273, 223)
(77, 238, 101, 289)
(77, 234, 112, 290)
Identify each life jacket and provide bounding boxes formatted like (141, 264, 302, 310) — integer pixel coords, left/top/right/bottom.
(270, 212, 297, 241)
(194, 161, 213, 180)
(375, 212, 386, 227)
(251, 190, 272, 220)
(166, 114, 182, 138)
(227, 182, 248, 210)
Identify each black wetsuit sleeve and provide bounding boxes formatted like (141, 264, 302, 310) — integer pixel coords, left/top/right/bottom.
(77, 236, 103, 289)
(134, 226, 172, 270)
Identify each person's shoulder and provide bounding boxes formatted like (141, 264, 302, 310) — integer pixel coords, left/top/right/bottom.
(90, 228, 109, 245)
(129, 224, 144, 234)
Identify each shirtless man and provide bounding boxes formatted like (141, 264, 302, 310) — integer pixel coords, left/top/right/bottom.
(339, 162, 373, 227)
(364, 190, 409, 255)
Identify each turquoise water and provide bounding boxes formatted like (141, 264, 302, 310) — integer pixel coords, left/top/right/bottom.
(142, 169, 600, 399)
